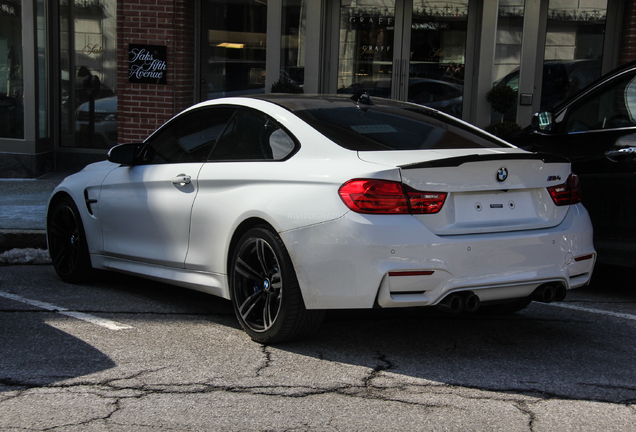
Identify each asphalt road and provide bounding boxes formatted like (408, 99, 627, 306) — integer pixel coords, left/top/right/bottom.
(1, 264, 635, 431)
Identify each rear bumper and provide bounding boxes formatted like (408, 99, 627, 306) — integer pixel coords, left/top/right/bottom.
(281, 203, 595, 309)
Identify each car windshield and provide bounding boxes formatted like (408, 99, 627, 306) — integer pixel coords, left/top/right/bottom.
(291, 103, 507, 151)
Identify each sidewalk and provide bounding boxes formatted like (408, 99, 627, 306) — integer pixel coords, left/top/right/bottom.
(0, 172, 70, 257)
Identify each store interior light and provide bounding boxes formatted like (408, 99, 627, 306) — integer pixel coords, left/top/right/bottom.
(217, 43, 245, 49)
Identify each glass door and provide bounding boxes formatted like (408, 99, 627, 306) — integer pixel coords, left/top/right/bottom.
(337, 0, 397, 99)
(59, 0, 118, 149)
(199, 0, 268, 101)
(337, 0, 470, 118)
(540, 0, 607, 112)
(405, 1, 469, 117)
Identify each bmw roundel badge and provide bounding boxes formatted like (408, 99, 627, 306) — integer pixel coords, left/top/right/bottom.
(496, 167, 509, 182)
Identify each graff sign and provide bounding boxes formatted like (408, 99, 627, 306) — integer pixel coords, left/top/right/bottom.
(128, 44, 167, 84)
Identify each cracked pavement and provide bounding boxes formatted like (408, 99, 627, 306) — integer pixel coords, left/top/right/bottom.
(1, 265, 635, 431)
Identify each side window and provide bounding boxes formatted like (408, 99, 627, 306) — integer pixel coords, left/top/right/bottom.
(208, 109, 296, 161)
(564, 72, 636, 133)
(141, 108, 233, 164)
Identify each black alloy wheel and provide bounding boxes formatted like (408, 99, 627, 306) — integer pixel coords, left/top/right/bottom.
(230, 226, 324, 343)
(47, 197, 92, 283)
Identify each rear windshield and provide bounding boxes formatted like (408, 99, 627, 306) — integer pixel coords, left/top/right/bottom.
(292, 106, 508, 151)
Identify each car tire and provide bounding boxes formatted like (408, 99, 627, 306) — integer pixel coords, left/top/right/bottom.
(230, 226, 324, 343)
(47, 196, 93, 284)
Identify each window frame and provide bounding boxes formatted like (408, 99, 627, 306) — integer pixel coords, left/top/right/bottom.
(557, 69, 636, 135)
(205, 106, 300, 162)
(139, 105, 300, 165)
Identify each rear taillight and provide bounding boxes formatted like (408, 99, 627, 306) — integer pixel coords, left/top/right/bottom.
(547, 173, 581, 206)
(338, 179, 447, 214)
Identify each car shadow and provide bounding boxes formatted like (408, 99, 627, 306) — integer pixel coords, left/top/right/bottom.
(0, 305, 116, 391)
(6, 266, 634, 403)
(89, 269, 636, 404)
(277, 300, 636, 404)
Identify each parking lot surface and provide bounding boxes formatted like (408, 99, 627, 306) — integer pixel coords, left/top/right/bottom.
(1, 264, 635, 431)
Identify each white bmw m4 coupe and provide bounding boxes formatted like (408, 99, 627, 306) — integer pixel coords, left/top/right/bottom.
(47, 94, 596, 343)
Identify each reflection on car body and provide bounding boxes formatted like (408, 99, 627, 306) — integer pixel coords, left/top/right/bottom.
(48, 94, 595, 343)
(75, 96, 118, 148)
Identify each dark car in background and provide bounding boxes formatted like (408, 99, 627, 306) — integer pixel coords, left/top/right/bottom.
(507, 60, 636, 267)
(495, 60, 601, 121)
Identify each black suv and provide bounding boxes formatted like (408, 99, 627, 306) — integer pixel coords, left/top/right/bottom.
(508, 61, 636, 268)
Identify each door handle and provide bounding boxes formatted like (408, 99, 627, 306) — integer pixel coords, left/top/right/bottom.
(171, 174, 191, 186)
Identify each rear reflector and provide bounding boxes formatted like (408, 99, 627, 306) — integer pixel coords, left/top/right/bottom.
(574, 254, 594, 262)
(339, 179, 447, 214)
(388, 270, 435, 277)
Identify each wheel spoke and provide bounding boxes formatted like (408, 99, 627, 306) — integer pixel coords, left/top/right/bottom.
(49, 219, 69, 239)
(263, 292, 275, 329)
(53, 244, 70, 270)
(255, 239, 270, 275)
(238, 290, 264, 321)
(60, 207, 76, 231)
(53, 242, 78, 274)
(271, 271, 282, 290)
(235, 256, 263, 281)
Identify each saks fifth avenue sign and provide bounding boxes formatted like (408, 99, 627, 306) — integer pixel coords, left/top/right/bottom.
(128, 44, 167, 84)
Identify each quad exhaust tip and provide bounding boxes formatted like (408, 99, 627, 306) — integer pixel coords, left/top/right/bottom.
(436, 291, 480, 314)
(436, 283, 567, 314)
(531, 283, 567, 303)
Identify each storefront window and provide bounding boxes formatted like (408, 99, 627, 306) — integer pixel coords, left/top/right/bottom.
(491, 0, 525, 122)
(541, 0, 606, 112)
(337, 0, 395, 97)
(60, 0, 118, 149)
(37, 0, 48, 139)
(337, 1, 468, 116)
(408, 0, 469, 117)
(200, 0, 267, 100)
(0, 0, 24, 139)
(277, 0, 305, 93)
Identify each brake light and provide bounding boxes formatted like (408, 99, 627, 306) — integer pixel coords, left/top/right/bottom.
(338, 179, 446, 214)
(547, 173, 581, 206)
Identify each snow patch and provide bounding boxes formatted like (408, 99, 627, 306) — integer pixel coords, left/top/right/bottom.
(0, 248, 52, 265)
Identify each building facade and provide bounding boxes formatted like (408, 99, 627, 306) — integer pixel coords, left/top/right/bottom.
(0, 0, 633, 178)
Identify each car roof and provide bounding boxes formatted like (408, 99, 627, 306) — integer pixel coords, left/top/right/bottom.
(244, 94, 419, 113)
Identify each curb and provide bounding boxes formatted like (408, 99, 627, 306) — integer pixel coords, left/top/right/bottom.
(0, 229, 48, 253)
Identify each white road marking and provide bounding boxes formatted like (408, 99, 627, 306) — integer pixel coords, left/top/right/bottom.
(541, 301, 636, 321)
(0, 291, 133, 330)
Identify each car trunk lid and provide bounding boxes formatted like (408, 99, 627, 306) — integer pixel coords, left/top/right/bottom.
(359, 149, 573, 235)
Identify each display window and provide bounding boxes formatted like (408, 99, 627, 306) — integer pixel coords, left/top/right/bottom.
(0, 0, 24, 139)
(199, 0, 267, 101)
(60, 0, 118, 149)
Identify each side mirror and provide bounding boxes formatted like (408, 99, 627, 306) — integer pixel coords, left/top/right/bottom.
(531, 111, 554, 132)
(108, 142, 143, 165)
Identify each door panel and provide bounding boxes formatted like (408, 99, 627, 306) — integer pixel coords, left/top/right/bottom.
(95, 106, 235, 267)
(99, 163, 202, 267)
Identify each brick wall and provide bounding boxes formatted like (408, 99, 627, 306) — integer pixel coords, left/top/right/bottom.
(620, 0, 636, 65)
(117, 0, 196, 144)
